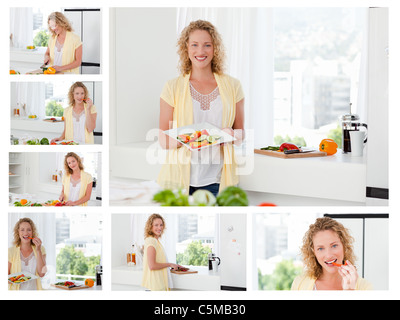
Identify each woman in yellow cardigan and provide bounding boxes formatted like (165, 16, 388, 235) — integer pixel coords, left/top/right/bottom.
(142, 214, 183, 291)
(158, 20, 245, 196)
(51, 82, 97, 145)
(44, 12, 82, 74)
(291, 217, 372, 290)
(9, 218, 47, 290)
(59, 152, 93, 206)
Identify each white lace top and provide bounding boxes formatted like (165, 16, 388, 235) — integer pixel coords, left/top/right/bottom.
(189, 82, 223, 187)
(72, 109, 86, 144)
(69, 177, 81, 202)
(19, 251, 37, 290)
(54, 40, 64, 67)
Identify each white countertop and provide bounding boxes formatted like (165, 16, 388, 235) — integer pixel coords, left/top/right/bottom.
(112, 265, 221, 291)
(110, 141, 368, 205)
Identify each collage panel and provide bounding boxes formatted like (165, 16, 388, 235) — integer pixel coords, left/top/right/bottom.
(255, 212, 388, 291)
(10, 7, 101, 75)
(8, 211, 103, 291)
(111, 212, 247, 291)
(10, 80, 103, 145)
(109, 7, 388, 208)
(9, 152, 102, 207)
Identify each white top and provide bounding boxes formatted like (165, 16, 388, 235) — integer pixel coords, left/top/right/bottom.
(72, 109, 86, 144)
(54, 40, 63, 67)
(20, 251, 37, 290)
(69, 178, 81, 202)
(189, 83, 223, 187)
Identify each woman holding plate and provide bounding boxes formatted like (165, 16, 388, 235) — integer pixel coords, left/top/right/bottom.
(44, 12, 82, 74)
(291, 217, 372, 290)
(158, 20, 245, 197)
(59, 152, 93, 206)
(50, 82, 97, 145)
(8, 218, 47, 290)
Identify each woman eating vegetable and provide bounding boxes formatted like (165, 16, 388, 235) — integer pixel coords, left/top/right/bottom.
(59, 152, 93, 206)
(291, 217, 372, 290)
(142, 214, 183, 291)
(8, 218, 47, 290)
(44, 12, 82, 74)
(158, 20, 245, 197)
(51, 82, 97, 145)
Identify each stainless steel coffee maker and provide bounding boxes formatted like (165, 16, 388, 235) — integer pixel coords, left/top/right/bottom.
(341, 104, 367, 153)
(208, 253, 221, 271)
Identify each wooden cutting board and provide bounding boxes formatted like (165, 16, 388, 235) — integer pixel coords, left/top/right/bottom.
(254, 149, 327, 159)
(170, 269, 198, 275)
(52, 284, 90, 290)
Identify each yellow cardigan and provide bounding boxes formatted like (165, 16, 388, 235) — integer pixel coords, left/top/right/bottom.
(157, 72, 244, 193)
(62, 170, 93, 206)
(291, 274, 373, 290)
(8, 245, 46, 290)
(63, 104, 97, 144)
(142, 237, 169, 291)
(48, 31, 82, 74)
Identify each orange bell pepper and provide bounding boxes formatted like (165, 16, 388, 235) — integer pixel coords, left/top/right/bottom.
(319, 139, 338, 155)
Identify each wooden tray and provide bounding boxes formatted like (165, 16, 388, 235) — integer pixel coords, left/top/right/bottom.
(254, 149, 327, 159)
(52, 284, 90, 290)
(170, 269, 198, 275)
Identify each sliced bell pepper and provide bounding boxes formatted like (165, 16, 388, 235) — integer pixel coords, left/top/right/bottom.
(279, 143, 299, 152)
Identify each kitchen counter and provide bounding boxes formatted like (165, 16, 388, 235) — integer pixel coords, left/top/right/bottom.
(110, 141, 368, 205)
(10, 47, 47, 74)
(112, 265, 221, 291)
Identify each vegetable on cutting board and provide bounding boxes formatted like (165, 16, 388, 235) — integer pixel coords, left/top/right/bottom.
(279, 143, 299, 152)
(319, 139, 338, 155)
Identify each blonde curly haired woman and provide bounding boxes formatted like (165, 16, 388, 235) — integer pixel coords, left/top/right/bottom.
(158, 20, 245, 197)
(59, 152, 93, 206)
(51, 82, 97, 145)
(291, 217, 372, 290)
(44, 12, 82, 74)
(8, 218, 47, 290)
(141, 214, 183, 291)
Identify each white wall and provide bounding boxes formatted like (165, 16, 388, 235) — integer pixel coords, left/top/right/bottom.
(111, 8, 178, 145)
(111, 214, 132, 268)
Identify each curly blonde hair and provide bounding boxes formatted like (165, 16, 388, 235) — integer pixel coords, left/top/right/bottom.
(177, 20, 226, 75)
(64, 152, 84, 175)
(48, 12, 73, 37)
(301, 217, 356, 279)
(68, 82, 89, 106)
(144, 214, 166, 238)
(13, 218, 38, 247)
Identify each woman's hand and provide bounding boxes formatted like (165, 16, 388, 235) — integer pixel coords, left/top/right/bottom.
(65, 200, 75, 206)
(338, 261, 359, 290)
(59, 193, 65, 202)
(44, 55, 50, 65)
(51, 137, 61, 144)
(84, 98, 94, 108)
(52, 65, 62, 72)
(31, 237, 42, 251)
(169, 263, 184, 270)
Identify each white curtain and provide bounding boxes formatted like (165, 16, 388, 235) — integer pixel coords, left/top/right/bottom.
(8, 212, 57, 288)
(10, 8, 33, 48)
(12, 82, 46, 118)
(177, 7, 274, 147)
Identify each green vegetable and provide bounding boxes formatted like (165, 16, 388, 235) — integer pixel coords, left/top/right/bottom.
(26, 139, 40, 145)
(260, 146, 280, 151)
(216, 186, 249, 206)
(192, 189, 216, 206)
(40, 138, 49, 145)
(152, 189, 189, 206)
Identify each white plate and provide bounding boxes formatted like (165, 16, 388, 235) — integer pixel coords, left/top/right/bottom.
(8, 272, 38, 285)
(164, 122, 236, 151)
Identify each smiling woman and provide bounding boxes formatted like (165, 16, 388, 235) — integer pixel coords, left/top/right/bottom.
(291, 217, 372, 290)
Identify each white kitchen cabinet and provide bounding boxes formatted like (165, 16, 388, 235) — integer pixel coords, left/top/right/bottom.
(9, 152, 26, 195)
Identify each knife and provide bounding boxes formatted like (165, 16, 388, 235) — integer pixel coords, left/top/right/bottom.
(284, 149, 315, 154)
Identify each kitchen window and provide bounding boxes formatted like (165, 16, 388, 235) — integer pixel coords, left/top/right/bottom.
(55, 212, 103, 282)
(273, 8, 367, 148)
